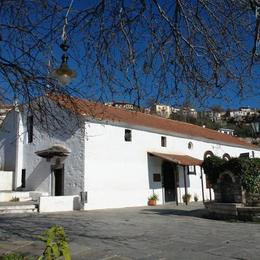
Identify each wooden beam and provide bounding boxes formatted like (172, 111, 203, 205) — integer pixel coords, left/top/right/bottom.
(183, 166, 188, 205)
(175, 166, 178, 206)
(200, 166, 205, 203)
(209, 188, 212, 201)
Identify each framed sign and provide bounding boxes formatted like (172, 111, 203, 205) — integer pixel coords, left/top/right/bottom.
(153, 173, 161, 182)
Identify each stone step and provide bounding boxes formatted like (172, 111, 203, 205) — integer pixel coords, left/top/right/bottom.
(0, 201, 38, 214)
(18, 197, 34, 202)
(0, 191, 48, 202)
(0, 191, 31, 202)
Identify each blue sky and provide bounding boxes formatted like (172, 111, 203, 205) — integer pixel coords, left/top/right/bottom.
(0, 0, 259, 110)
(66, 0, 260, 110)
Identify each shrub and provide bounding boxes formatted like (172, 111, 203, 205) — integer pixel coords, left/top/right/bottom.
(0, 226, 71, 260)
(9, 197, 19, 202)
(202, 156, 260, 194)
(148, 194, 159, 201)
(202, 156, 225, 185)
(0, 253, 25, 260)
(182, 193, 191, 203)
(38, 225, 71, 260)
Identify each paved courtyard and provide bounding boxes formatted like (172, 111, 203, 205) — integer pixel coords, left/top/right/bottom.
(0, 203, 259, 259)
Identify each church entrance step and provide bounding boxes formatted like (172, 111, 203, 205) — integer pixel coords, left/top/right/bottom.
(0, 201, 39, 214)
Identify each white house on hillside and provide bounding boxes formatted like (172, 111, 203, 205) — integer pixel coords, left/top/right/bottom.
(0, 94, 259, 211)
(151, 104, 172, 118)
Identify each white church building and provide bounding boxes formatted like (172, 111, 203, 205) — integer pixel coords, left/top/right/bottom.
(0, 94, 259, 212)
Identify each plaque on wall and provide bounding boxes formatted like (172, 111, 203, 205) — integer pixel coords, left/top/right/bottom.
(153, 173, 161, 182)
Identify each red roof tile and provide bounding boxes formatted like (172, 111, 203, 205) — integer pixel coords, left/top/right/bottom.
(48, 94, 257, 149)
(148, 152, 203, 166)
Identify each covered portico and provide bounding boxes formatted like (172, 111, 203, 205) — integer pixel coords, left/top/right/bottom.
(148, 152, 203, 205)
(35, 145, 70, 196)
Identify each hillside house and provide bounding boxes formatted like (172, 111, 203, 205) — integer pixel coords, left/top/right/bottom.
(0, 94, 259, 211)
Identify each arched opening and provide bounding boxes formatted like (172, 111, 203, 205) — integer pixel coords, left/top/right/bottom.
(222, 153, 231, 161)
(220, 173, 234, 203)
(204, 150, 214, 159)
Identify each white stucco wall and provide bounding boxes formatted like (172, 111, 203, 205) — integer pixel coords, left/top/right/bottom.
(84, 120, 259, 210)
(0, 110, 18, 172)
(0, 171, 13, 191)
(39, 195, 81, 212)
(18, 100, 85, 196)
(0, 101, 85, 197)
(1, 98, 259, 211)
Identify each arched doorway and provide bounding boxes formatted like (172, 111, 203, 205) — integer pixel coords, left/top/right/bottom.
(220, 174, 234, 203)
(162, 161, 177, 202)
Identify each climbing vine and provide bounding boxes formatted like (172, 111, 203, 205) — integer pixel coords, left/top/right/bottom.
(202, 156, 260, 193)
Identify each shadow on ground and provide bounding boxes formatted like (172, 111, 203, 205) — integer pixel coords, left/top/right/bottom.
(140, 207, 209, 219)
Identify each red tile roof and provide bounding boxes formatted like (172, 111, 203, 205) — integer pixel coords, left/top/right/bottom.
(148, 152, 203, 166)
(48, 94, 257, 149)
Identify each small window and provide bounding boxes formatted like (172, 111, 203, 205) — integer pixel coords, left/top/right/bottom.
(188, 141, 193, 149)
(161, 136, 167, 147)
(124, 129, 132, 142)
(21, 169, 26, 188)
(27, 116, 33, 143)
(239, 152, 249, 158)
(188, 165, 196, 175)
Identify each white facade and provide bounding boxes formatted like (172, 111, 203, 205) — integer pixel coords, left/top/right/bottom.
(84, 120, 258, 209)
(0, 98, 259, 211)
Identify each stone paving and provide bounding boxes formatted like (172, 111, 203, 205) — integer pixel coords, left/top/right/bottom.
(0, 203, 259, 259)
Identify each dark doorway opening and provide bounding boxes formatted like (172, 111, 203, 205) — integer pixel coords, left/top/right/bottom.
(162, 161, 176, 202)
(220, 174, 234, 203)
(53, 168, 64, 196)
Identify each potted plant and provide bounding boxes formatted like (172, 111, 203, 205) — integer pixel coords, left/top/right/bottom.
(182, 193, 191, 204)
(148, 194, 159, 206)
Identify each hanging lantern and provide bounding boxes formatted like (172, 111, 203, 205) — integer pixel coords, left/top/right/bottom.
(52, 54, 76, 85)
(52, 42, 76, 85)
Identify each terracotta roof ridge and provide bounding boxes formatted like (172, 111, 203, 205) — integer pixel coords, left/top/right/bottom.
(47, 94, 257, 150)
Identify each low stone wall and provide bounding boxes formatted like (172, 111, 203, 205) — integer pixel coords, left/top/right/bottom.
(39, 195, 81, 213)
(204, 201, 242, 217)
(246, 193, 260, 207)
(0, 171, 13, 191)
(237, 207, 260, 221)
(204, 201, 260, 221)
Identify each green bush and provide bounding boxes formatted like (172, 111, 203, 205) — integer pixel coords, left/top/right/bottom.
(38, 225, 71, 260)
(0, 253, 26, 260)
(202, 156, 260, 193)
(0, 226, 71, 260)
(202, 156, 225, 185)
(9, 197, 19, 202)
(182, 193, 191, 203)
(148, 194, 159, 201)
(226, 158, 260, 193)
